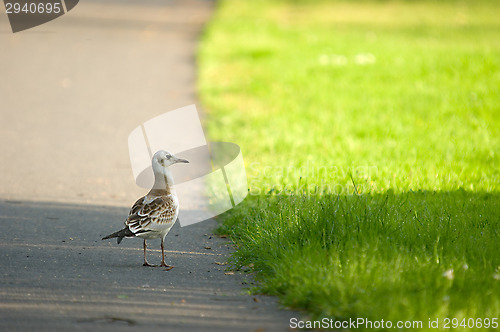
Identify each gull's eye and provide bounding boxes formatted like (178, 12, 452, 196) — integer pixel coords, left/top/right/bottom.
(166, 155, 172, 160)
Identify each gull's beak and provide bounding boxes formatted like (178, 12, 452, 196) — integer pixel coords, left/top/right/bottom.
(175, 157, 189, 164)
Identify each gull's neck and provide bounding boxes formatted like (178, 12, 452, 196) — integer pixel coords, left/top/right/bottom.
(151, 166, 175, 195)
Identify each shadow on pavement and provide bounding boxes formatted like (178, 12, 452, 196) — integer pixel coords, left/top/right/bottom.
(0, 200, 296, 332)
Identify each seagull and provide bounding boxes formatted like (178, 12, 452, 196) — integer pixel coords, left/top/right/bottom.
(102, 150, 189, 267)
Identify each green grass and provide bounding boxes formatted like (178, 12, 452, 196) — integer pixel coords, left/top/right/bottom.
(218, 191, 499, 325)
(198, 0, 500, 329)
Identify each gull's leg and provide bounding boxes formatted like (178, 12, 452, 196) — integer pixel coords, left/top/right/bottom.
(142, 239, 156, 267)
(160, 237, 174, 269)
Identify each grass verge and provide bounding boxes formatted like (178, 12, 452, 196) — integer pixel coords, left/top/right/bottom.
(198, 0, 499, 329)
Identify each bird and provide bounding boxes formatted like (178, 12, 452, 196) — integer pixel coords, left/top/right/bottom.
(102, 150, 189, 267)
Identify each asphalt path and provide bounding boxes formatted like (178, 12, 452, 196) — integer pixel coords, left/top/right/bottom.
(0, 1, 297, 331)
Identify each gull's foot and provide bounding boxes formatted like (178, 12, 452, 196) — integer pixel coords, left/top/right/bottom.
(160, 262, 174, 271)
(143, 262, 158, 267)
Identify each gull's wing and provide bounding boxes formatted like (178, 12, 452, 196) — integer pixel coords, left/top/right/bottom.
(125, 195, 178, 234)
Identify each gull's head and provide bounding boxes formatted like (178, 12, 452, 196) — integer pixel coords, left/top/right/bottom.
(152, 150, 189, 172)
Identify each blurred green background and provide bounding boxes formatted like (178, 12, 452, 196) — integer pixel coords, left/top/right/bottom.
(198, 0, 499, 328)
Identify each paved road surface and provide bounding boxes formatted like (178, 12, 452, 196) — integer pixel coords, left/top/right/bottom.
(0, 1, 297, 331)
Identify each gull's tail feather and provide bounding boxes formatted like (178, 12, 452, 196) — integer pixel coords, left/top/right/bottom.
(102, 227, 135, 244)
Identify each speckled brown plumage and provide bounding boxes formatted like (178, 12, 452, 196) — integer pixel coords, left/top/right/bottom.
(102, 150, 188, 267)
